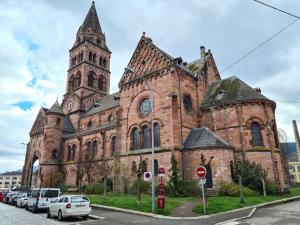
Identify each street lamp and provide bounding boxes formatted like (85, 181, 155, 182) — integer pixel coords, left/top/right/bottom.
(124, 67, 155, 213)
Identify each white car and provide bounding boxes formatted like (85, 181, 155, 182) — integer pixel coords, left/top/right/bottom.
(47, 195, 91, 221)
(27, 188, 60, 213)
(16, 193, 29, 208)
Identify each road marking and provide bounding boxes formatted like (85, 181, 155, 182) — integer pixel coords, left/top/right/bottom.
(215, 208, 256, 225)
(89, 214, 105, 219)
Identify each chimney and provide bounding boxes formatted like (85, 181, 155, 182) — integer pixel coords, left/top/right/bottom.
(292, 120, 300, 161)
(200, 46, 205, 63)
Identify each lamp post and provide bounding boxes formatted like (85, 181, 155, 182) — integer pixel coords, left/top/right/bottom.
(124, 67, 155, 213)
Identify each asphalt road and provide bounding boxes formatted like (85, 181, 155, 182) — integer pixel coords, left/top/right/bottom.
(222, 200, 300, 225)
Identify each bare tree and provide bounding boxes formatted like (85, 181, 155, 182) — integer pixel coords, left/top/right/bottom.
(131, 154, 143, 208)
(84, 157, 95, 185)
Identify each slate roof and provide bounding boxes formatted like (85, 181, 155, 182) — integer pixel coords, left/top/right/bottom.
(79, 1, 102, 34)
(201, 76, 270, 108)
(187, 53, 210, 74)
(48, 99, 64, 115)
(82, 92, 120, 117)
(183, 128, 232, 149)
(63, 115, 76, 134)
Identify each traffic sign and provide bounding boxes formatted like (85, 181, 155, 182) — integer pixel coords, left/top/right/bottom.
(158, 166, 165, 177)
(157, 195, 165, 209)
(196, 166, 206, 178)
(143, 172, 152, 181)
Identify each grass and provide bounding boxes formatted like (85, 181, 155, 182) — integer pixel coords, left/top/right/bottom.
(88, 193, 194, 216)
(193, 188, 300, 215)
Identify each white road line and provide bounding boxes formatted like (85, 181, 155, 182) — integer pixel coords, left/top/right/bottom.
(215, 208, 256, 225)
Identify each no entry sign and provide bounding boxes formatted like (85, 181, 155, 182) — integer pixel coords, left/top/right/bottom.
(196, 166, 206, 178)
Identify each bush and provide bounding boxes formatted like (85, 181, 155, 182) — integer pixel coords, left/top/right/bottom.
(129, 180, 151, 194)
(217, 181, 259, 197)
(183, 180, 201, 196)
(85, 182, 104, 195)
(59, 184, 69, 193)
(265, 180, 277, 194)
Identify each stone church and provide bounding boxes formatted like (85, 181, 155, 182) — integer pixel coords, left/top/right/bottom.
(22, 2, 286, 191)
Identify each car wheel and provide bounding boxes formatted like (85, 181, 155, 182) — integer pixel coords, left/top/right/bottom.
(82, 215, 88, 220)
(32, 205, 36, 213)
(58, 210, 63, 221)
(47, 208, 51, 218)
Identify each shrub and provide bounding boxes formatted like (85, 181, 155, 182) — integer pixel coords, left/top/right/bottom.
(217, 181, 259, 197)
(59, 184, 68, 193)
(265, 179, 277, 194)
(129, 180, 151, 194)
(85, 182, 104, 195)
(183, 180, 201, 196)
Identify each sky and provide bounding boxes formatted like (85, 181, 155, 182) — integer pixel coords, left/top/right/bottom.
(0, 0, 300, 173)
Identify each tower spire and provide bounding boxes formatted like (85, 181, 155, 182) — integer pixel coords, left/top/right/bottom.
(79, 1, 102, 34)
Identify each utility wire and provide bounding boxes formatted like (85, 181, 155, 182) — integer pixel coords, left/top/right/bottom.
(253, 0, 300, 18)
(220, 1, 300, 73)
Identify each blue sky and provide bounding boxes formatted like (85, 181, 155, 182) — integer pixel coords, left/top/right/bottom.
(0, 0, 300, 173)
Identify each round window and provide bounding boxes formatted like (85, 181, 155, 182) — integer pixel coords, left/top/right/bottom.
(183, 96, 192, 112)
(108, 115, 114, 122)
(140, 98, 151, 115)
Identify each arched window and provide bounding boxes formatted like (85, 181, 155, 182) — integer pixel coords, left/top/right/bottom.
(154, 159, 158, 176)
(74, 71, 81, 88)
(98, 77, 106, 92)
(51, 149, 58, 160)
(251, 122, 263, 146)
(92, 53, 96, 63)
(142, 160, 147, 173)
(142, 126, 150, 149)
(154, 123, 160, 147)
(132, 128, 139, 150)
(71, 144, 76, 160)
(56, 118, 61, 126)
(131, 161, 137, 175)
(89, 52, 93, 61)
(87, 141, 92, 159)
(183, 95, 193, 112)
(67, 146, 71, 161)
(92, 140, 98, 159)
(88, 72, 94, 87)
(88, 121, 93, 128)
(69, 75, 74, 91)
(111, 136, 116, 156)
(99, 56, 103, 66)
(103, 58, 107, 68)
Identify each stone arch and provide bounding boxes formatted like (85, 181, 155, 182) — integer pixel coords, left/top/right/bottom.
(98, 75, 106, 92)
(68, 75, 74, 91)
(88, 71, 96, 88)
(245, 117, 265, 129)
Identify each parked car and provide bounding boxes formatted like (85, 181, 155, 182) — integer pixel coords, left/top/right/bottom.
(47, 195, 91, 221)
(12, 192, 26, 206)
(8, 191, 19, 205)
(16, 193, 29, 208)
(27, 188, 60, 213)
(4, 192, 13, 204)
(0, 192, 3, 202)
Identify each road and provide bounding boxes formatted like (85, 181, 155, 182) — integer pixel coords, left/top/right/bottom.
(222, 200, 300, 225)
(1, 200, 300, 225)
(0, 203, 98, 225)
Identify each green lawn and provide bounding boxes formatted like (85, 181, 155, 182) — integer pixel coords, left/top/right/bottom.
(88, 193, 194, 216)
(193, 188, 300, 215)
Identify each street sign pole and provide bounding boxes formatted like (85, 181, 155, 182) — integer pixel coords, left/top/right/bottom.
(201, 180, 206, 214)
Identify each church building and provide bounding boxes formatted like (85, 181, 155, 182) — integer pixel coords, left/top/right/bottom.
(22, 2, 286, 191)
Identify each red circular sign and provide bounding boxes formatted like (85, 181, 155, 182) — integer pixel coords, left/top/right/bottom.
(196, 166, 206, 178)
(158, 167, 165, 175)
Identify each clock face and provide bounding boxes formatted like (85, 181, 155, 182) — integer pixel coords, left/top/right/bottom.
(67, 101, 73, 111)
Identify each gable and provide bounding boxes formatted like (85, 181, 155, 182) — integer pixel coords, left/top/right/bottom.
(119, 35, 174, 87)
(29, 108, 47, 137)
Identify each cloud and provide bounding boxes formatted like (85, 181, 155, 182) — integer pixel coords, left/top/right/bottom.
(1, 0, 300, 173)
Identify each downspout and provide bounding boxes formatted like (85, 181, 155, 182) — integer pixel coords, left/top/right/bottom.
(178, 68, 185, 180)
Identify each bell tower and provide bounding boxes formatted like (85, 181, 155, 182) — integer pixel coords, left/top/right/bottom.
(66, 1, 111, 101)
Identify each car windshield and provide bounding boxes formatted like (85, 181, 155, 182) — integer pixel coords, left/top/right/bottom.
(71, 196, 89, 203)
(31, 190, 39, 198)
(41, 190, 59, 198)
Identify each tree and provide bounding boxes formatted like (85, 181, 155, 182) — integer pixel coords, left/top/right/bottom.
(200, 154, 214, 209)
(131, 154, 143, 208)
(168, 154, 183, 197)
(84, 156, 95, 185)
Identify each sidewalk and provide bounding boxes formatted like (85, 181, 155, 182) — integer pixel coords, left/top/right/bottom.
(170, 198, 202, 217)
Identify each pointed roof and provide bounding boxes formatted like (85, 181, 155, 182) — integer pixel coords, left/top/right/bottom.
(63, 115, 75, 134)
(201, 76, 271, 108)
(79, 1, 102, 34)
(183, 128, 232, 149)
(48, 99, 64, 115)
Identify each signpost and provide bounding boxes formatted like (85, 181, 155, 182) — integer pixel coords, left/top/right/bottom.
(157, 166, 165, 210)
(197, 166, 207, 214)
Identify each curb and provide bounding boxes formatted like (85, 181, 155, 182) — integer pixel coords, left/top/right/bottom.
(91, 195, 300, 220)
